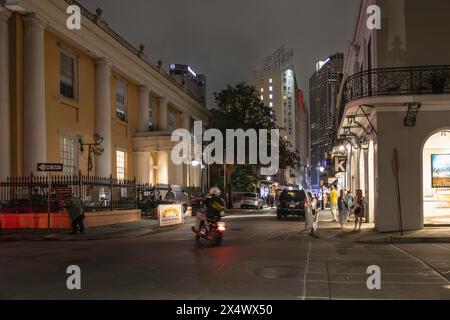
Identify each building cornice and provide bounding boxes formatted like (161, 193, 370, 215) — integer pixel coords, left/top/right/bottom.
(18, 0, 209, 121)
(0, 7, 12, 22)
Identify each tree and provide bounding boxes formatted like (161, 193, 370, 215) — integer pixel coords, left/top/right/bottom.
(210, 82, 301, 186)
(211, 82, 276, 131)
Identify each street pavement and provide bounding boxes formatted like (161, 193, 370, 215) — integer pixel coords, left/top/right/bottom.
(1, 208, 450, 300)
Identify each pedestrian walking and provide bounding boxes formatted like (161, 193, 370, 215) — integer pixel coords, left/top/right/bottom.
(329, 186, 339, 222)
(337, 189, 349, 229)
(164, 187, 176, 203)
(345, 190, 354, 220)
(64, 196, 85, 235)
(353, 189, 367, 231)
(180, 190, 189, 213)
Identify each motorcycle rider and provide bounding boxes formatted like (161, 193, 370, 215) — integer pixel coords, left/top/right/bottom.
(191, 187, 224, 234)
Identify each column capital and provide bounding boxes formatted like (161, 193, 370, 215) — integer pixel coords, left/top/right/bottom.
(138, 85, 150, 94)
(95, 57, 112, 69)
(158, 96, 168, 104)
(0, 7, 12, 23)
(22, 13, 47, 31)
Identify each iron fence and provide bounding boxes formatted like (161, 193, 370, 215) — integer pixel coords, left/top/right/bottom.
(0, 173, 137, 213)
(0, 173, 203, 216)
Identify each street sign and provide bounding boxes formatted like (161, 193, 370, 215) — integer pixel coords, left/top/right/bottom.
(37, 163, 63, 172)
(334, 156, 347, 173)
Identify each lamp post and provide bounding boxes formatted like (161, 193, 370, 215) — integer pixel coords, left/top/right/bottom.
(319, 166, 325, 209)
(79, 133, 104, 178)
(191, 159, 199, 189)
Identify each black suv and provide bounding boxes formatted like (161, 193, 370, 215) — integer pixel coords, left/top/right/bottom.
(277, 189, 311, 220)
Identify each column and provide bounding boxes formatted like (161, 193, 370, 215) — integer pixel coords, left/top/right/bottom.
(156, 151, 169, 184)
(134, 152, 149, 184)
(158, 97, 168, 131)
(182, 113, 191, 131)
(23, 13, 47, 175)
(0, 8, 11, 180)
(95, 58, 112, 177)
(137, 85, 149, 132)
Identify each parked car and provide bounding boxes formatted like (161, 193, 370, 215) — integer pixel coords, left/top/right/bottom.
(277, 189, 312, 219)
(240, 193, 264, 210)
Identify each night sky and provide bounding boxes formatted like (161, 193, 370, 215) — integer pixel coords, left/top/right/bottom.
(79, 0, 358, 107)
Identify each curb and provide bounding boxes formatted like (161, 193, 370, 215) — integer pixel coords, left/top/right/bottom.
(358, 237, 450, 244)
(0, 218, 196, 242)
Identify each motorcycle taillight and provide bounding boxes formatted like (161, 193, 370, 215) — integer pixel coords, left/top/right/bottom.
(217, 222, 226, 232)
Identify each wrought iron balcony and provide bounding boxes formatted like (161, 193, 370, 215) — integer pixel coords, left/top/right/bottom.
(342, 65, 450, 106)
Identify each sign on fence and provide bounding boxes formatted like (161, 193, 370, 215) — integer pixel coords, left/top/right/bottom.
(56, 186, 72, 203)
(37, 163, 64, 172)
(158, 204, 183, 227)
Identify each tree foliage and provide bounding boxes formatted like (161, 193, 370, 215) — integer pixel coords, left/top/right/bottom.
(210, 82, 301, 178)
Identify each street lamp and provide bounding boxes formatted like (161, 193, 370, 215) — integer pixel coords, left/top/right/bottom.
(318, 166, 325, 209)
(191, 160, 199, 167)
(79, 133, 104, 178)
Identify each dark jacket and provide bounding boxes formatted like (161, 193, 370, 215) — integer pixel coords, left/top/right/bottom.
(65, 197, 85, 221)
(204, 195, 224, 218)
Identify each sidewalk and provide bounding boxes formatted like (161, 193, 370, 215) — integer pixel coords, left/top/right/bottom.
(0, 217, 196, 242)
(315, 210, 450, 243)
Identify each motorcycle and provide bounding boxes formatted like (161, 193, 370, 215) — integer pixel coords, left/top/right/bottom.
(194, 211, 226, 246)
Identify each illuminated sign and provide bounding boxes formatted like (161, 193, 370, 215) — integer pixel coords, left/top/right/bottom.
(188, 66, 197, 77)
(315, 58, 330, 71)
(432, 154, 450, 188)
(158, 204, 184, 227)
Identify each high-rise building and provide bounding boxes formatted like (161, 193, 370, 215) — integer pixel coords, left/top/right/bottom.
(169, 64, 207, 105)
(253, 46, 309, 187)
(309, 53, 344, 192)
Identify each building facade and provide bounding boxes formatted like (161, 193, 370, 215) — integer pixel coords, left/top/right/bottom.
(334, 0, 450, 231)
(0, 0, 209, 189)
(309, 53, 344, 193)
(253, 68, 309, 188)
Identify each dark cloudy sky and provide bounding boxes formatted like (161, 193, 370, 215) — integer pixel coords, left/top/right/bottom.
(79, 0, 358, 106)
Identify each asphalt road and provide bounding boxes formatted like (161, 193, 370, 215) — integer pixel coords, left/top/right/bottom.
(1, 209, 450, 300)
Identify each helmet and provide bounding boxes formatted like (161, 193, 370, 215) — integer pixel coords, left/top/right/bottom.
(208, 187, 222, 197)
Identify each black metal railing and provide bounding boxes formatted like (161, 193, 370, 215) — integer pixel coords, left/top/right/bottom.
(0, 173, 202, 216)
(0, 173, 137, 213)
(342, 65, 450, 105)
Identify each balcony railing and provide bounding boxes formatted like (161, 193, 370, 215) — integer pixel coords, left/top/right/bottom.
(342, 65, 450, 106)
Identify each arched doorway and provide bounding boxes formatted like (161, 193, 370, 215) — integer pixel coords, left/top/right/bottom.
(422, 130, 450, 225)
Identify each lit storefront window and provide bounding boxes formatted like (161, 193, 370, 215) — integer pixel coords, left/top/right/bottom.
(116, 150, 126, 180)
